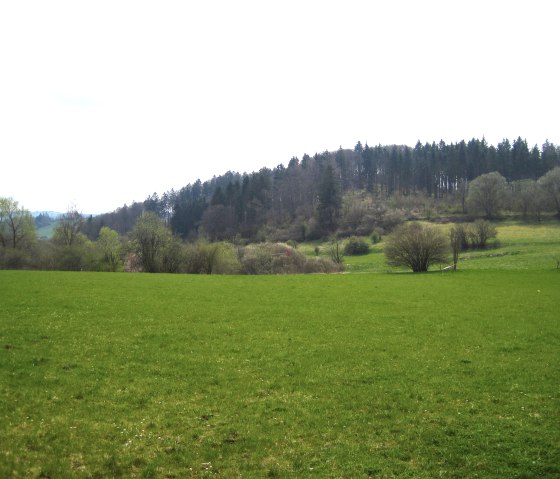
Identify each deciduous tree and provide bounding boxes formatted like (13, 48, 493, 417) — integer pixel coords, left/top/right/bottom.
(53, 207, 84, 246)
(467, 172, 507, 218)
(0, 197, 36, 249)
(538, 167, 560, 215)
(97, 226, 122, 271)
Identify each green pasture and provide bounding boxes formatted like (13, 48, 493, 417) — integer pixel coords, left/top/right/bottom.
(1, 267, 559, 478)
(304, 220, 560, 273)
(35, 222, 58, 240)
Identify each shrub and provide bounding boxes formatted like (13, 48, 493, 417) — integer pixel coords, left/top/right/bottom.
(239, 242, 342, 274)
(467, 220, 497, 249)
(303, 257, 345, 273)
(183, 241, 241, 274)
(0, 248, 31, 269)
(370, 230, 382, 244)
(329, 239, 345, 264)
(384, 222, 449, 272)
(240, 243, 306, 274)
(343, 236, 370, 256)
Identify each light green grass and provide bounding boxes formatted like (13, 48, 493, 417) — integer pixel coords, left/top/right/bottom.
(1, 270, 559, 478)
(35, 221, 59, 240)
(308, 220, 560, 273)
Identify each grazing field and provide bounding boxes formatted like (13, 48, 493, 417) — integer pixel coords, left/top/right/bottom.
(1, 268, 559, 478)
(331, 220, 560, 273)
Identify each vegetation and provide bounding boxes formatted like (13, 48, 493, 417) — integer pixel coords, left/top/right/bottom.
(78, 137, 560, 243)
(466, 172, 508, 218)
(343, 236, 370, 256)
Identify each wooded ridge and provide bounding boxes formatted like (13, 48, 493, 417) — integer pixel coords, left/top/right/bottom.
(82, 137, 560, 242)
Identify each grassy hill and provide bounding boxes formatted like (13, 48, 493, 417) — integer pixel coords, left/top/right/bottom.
(35, 220, 59, 240)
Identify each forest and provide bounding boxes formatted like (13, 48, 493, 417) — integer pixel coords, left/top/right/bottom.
(83, 137, 560, 241)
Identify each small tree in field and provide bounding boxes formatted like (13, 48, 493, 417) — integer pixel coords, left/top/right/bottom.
(468, 220, 497, 249)
(384, 222, 449, 272)
(449, 225, 464, 271)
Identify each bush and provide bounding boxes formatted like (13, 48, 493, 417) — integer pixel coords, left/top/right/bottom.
(286, 239, 298, 249)
(303, 257, 345, 273)
(241, 243, 306, 275)
(384, 222, 449, 272)
(183, 241, 241, 274)
(468, 220, 497, 249)
(239, 242, 343, 274)
(0, 248, 31, 269)
(370, 230, 382, 244)
(343, 236, 370, 255)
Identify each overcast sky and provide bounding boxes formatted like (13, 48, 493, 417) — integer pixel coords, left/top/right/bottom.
(1, 1, 558, 214)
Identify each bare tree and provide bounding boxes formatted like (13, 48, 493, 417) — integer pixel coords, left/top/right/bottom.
(53, 207, 84, 246)
(449, 225, 464, 271)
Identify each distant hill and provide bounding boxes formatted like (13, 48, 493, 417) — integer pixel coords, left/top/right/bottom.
(32, 211, 63, 218)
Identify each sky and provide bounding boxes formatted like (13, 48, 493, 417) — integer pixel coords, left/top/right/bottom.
(1, 0, 558, 214)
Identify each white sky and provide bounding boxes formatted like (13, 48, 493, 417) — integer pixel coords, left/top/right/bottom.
(1, 0, 558, 214)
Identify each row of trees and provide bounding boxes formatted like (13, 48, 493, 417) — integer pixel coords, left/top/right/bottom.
(0, 200, 124, 271)
(0, 202, 343, 274)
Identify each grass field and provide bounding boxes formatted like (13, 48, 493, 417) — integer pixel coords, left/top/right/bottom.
(1, 265, 559, 477)
(1, 219, 559, 478)
(303, 220, 560, 273)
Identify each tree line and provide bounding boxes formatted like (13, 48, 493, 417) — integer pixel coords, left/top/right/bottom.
(83, 137, 559, 242)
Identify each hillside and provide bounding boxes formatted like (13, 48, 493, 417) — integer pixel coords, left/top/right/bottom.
(82, 137, 560, 242)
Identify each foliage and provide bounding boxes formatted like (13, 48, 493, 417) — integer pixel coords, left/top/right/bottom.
(82, 137, 559, 242)
(52, 238, 97, 271)
(343, 236, 370, 255)
(329, 238, 345, 265)
(183, 241, 241, 274)
(538, 166, 560, 214)
(1, 270, 558, 478)
(467, 172, 508, 218)
(370, 229, 382, 244)
(449, 225, 463, 270)
(467, 220, 498, 249)
(97, 226, 123, 271)
(0, 197, 36, 250)
(384, 222, 449, 272)
(52, 208, 84, 246)
(316, 164, 342, 233)
(130, 212, 177, 273)
(511, 179, 547, 219)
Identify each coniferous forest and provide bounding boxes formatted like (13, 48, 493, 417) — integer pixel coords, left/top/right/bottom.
(83, 137, 560, 242)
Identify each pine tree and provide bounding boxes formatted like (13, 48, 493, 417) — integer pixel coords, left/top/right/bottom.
(317, 164, 341, 233)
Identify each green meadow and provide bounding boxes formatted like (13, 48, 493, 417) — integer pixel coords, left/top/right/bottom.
(1, 221, 559, 478)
